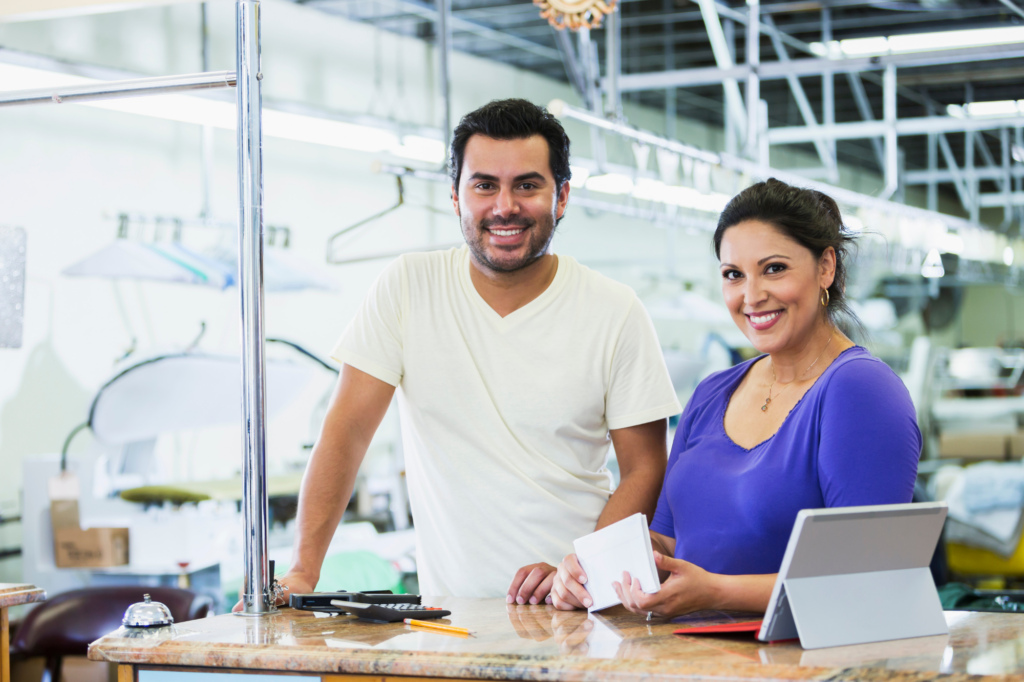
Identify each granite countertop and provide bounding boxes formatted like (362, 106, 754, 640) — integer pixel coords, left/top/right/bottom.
(88, 597, 1024, 681)
(0, 583, 45, 609)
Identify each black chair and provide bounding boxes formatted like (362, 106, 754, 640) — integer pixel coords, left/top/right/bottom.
(10, 587, 213, 682)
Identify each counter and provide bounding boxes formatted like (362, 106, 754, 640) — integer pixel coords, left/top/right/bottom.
(87, 597, 1024, 682)
(1, 583, 45, 682)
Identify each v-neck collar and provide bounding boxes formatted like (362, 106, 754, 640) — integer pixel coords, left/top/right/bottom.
(458, 246, 570, 332)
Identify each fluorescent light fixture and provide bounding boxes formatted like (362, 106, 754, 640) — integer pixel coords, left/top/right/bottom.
(811, 26, 1024, 58)
(963, 100, 1022, 118)
(1013, 145, 1024, 164)
(839, 36, 890, 56)
(946, 105, 965, 119)
(0, 62, 412, 156)
(938, 232, 964, 255)
(391, 135, 446, 163)
(921, 248, 945, 279)
(631, 178, 729, 213)
(1005, 246, 1015, 267)
(586, 173, 634, 195)
(569, 165, 591, 188)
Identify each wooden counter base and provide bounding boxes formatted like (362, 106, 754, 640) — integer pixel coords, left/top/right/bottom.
(88, 598, 1024, 682)
(0, 583, 46, 682)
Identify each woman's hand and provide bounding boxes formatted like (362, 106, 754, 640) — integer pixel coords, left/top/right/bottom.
(612, 551, 720, 618)
(550, 553, 594, 610)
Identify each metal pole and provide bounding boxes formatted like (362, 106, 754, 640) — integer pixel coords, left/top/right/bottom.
(965, 84, 978, 223)
(235, 0, 271, 616)
(744, 0, 759, 159)
(722, 18, 733, 153)
(880, 63, 898, 200)
(437, 0, 452, 153)
(1003, 128, 1013, 226)
(201, 2, 215, 220)
(605, 6, 621, 120)
(927, 125, 937, 212)
(0, 71, 235, 107)
(665, 0, 677, 141)
(821, 8, 835, 165)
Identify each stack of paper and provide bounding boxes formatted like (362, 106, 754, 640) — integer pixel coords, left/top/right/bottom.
(573, 513, 660, 612)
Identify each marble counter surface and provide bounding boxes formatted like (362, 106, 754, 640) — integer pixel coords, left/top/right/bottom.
(0, 584, 45, 609)
(88, 598, 1024, 681)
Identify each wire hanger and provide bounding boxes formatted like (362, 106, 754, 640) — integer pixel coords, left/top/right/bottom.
(326, 175, 451, 264)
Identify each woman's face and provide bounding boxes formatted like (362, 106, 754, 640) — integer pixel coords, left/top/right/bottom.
(719, 220, 836, 355)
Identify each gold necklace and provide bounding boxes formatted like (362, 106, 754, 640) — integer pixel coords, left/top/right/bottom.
(761, 333, 834, 413)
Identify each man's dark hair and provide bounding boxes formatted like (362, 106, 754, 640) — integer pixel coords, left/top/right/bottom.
(449, 99, 572, 193)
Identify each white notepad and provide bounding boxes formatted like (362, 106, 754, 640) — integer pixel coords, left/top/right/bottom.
(573, 513, 661, 612)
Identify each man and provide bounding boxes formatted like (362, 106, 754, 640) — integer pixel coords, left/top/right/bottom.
(275, 99, 681, 605)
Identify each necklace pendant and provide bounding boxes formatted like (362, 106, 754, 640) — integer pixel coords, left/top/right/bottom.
(761, 403, 768, 412)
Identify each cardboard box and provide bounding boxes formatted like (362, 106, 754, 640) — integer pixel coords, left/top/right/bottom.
(53, 527, 129, 568)
(1009, 431, 1024, 460)
(939, 432, 1008, 460)
(48, 473, 129, 568)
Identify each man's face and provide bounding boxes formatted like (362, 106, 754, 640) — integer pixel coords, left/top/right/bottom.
(453, 134, 569, 274)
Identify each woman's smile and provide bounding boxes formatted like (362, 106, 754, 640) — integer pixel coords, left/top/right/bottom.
(746, 309, 783, 331)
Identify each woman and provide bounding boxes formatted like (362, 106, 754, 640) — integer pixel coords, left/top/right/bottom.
(550, 178, 921, 617)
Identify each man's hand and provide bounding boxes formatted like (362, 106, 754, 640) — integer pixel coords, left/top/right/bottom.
(506, 563, 557, 605)
(551, 553, 592, 611)
(231, 570, 317, 612)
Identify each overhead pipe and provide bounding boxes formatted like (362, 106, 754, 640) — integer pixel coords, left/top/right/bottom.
(0, 70, 235, 107)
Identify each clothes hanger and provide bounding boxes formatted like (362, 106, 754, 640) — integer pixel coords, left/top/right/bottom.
(326, 175, 451, 264)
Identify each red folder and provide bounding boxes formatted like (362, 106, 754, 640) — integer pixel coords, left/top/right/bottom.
(673, 620, 763, 635)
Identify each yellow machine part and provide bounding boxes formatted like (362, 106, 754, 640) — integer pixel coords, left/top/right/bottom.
(948, 540, 1024, 577)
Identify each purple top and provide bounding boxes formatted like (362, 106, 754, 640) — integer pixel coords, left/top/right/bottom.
(650, 346, 921, 576)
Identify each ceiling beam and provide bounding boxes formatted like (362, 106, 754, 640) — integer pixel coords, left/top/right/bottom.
(614, 42, 1024, 91)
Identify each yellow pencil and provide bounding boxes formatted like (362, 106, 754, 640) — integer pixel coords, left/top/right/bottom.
(403, 618, 472, 635)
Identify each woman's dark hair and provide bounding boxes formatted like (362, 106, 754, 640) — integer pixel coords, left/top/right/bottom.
(713, 178, 860, 331)
(449, 99, 571, 193)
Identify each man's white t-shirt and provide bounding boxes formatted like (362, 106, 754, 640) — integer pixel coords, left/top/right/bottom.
(331, 246, 681, 597)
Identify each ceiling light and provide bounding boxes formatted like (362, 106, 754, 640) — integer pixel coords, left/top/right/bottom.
(0, 62, 402, 154)
(921, 248, 945, 279)
(838, 36, 890, 56)
(938, 232, 964, 255)
(1013, 145, 1024, 164)
(391, 135, 446, 163)
(815, 26, 1024, 58)
(963, 100, 1022, 118)
(569, 165, 591, 188)
(946, 105, 965, 119)
(1005, 246, 1015, 267)
(586, 173, 634, 195)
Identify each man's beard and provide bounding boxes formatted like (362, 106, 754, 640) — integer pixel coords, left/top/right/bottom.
(462, 213, 556, 273)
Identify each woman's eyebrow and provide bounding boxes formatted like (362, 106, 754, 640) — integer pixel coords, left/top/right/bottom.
(757, 254, 791, 265)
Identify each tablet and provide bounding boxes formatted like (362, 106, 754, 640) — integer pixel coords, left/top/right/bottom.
(758, 501, 948, 649)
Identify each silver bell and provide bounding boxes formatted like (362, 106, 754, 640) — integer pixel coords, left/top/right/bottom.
(123, 594, 174, 628)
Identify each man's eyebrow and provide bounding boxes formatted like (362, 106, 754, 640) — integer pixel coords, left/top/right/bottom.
(513, 172, 546, 183)
(468, 172, 500, 182)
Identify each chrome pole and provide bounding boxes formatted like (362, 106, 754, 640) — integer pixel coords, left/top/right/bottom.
(0, 71, 235, 107)
(236, 0, 271, 616)
(437, 0, 452, 153)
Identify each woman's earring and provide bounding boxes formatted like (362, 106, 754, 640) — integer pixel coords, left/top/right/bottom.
(820, 289, 830, 307)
